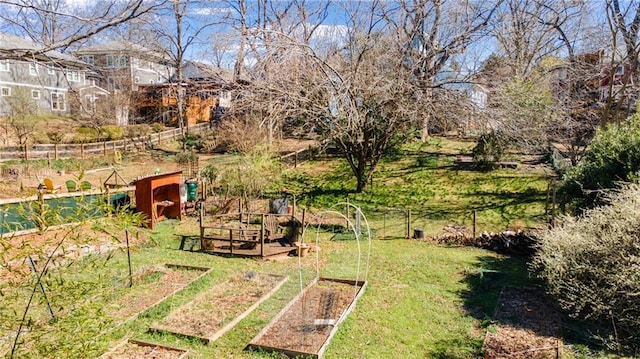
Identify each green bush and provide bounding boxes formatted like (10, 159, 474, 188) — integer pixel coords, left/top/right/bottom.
(175, 151, 198, 164)
(100, 125, 124, 141)
(532, 183, 640, 349)
(471, 131, 509, 169)
(180, 134, 205, 151)
(73, 127, 99, 143)
(201, 164, 218, 184)
(560, 115, 640, 212)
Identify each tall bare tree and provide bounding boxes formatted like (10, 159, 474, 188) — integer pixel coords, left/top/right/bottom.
(242, 5, 430, 192)
(0, 0, 168, 53)
(386, 0, 499, 140)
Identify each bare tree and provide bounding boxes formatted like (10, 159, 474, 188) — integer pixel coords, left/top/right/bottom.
(2, 88, 40, 158)
(482, 0, 600, 162)
(492, 0, 561, 78)
(220, 0, 333, 145)
(385, 0, 499, 140)
(243, 10, 428, 192)
(601, 0, 640, 122)
(0, 0, 168, 53)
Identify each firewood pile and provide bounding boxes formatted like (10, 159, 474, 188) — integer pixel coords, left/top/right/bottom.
(431, 225, 474, 246)
(431, 226, 538, 256)
(475, 230, 538, 256)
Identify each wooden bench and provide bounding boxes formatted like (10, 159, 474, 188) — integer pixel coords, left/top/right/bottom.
(264, 215, 286, 243)
(201, 226, 261, 251)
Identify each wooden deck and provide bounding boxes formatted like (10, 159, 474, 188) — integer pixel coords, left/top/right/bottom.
(178, 234, 296, 258)
(201, 238, 296, 258)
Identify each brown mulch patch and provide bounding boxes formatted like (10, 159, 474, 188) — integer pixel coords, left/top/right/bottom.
(101, 339, 188, 359)
(151, 271, 286, 342)
(0, 224, 145, 285)
(249, 279, 363, 356)
(107, 265, 210, 321)
(483, 286, 563, 358)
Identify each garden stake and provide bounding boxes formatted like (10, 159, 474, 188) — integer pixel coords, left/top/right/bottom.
(27, 256, 56, 322)
(126, 231, 133, 287)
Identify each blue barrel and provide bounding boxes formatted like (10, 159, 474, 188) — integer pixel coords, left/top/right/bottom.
(186, 181, 197, 201)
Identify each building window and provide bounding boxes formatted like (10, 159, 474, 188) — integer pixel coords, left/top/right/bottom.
(31, 90, 40, 99)
(84, 94, 96, 111)
(134, 76, 140, 84)
(66, 71, 80, 82)
(29, 63, 38, 75)
(47, 62, 55, 75)
(149, 79, 155, 84)
(106, 54, 127, 68)
(51, 93, 65, 111)
(1, 87, 10, 96)
(0, 60, 9, 72)
(79, 55, 94, 65)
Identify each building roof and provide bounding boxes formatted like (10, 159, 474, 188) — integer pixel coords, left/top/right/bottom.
(0, 33, 83, 65)
(75, 40, 168, 63)
(178, 61, 235, 83)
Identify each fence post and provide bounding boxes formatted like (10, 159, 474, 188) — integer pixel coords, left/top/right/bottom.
(294, 151, 298, 168)
(406, 209, 411, 239)
(199, 204, 205, 248)
(23, 145, 28, 161)
(473, 210, 477, 239)
(346, 197, 350, 227)
(106, 187, 111, 218)
(260, 214, 265, 257)
(383, 211, 386, 240)
(103, 141, 107, 156)
(229, 229, 233, 255)
(551, 181, 557, 228)
(292, 194, 296, 216)
(81, 143, 85, 159)
(54, 143, 58, 160)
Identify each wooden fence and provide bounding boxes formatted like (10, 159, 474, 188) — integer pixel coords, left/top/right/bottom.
(0, 123, 212, 162)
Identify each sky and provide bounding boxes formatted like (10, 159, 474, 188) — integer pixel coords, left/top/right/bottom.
(0, 1, 628, 74)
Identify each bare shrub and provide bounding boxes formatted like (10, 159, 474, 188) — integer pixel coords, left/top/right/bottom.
(214, 117, 267, 154)
(532, 183, 640, 349)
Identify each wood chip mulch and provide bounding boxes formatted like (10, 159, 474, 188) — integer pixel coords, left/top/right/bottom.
(483, 286, 563, 359)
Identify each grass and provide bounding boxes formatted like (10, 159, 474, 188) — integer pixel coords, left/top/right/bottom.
(0, 137, 603, 358)
(1, 218, 532, 358)
(282, 137, 551, 237)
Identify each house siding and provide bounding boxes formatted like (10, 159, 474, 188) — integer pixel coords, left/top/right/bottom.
(0, 59, 92, 116)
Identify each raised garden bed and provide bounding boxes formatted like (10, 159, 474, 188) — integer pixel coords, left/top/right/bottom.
(100, 338, 188, 359)
(150, 271, 287, 344)
(246, 277, 366, 359)
(107, 263, 212, 322)
(483, 286, 562, 358)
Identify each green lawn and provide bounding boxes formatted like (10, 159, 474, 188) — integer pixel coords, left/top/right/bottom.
(281, 138, 551, 237)
(1, 137, 563, 358)
(1, 219, 533, 358)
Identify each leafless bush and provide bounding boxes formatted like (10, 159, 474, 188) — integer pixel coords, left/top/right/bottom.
(214, 117, 267, 154)
(532, 183, 640, 349)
